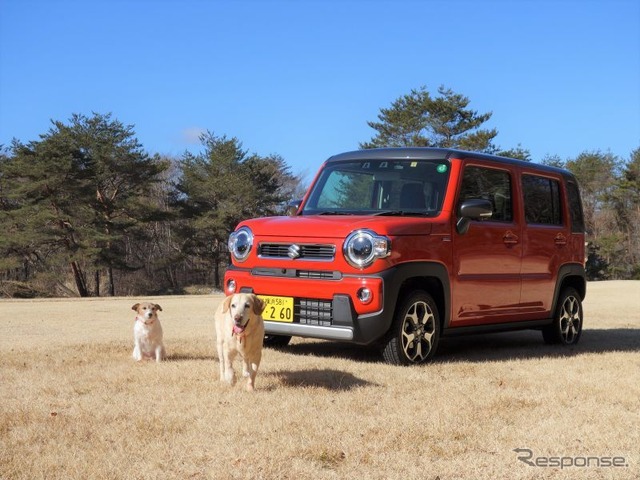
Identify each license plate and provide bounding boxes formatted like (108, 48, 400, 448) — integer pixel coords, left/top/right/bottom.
(259, 295, 294, 322)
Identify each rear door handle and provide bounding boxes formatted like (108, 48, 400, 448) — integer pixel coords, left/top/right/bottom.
(503, 231, 519, 245)
(555, 233, 567, 246)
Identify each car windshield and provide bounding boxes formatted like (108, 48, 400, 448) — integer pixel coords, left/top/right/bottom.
(301, 158, 451, 216)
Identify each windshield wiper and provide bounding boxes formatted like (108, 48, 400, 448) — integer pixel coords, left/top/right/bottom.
(373, 210, 431, 217)
(317, 211, 353, 215)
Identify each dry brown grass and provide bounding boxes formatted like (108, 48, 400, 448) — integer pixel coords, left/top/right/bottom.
(1, 281, 639, 479)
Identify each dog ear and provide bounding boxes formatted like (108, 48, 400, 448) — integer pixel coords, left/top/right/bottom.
(131, 303, 140, 311)
(252, 295, 265, 315)
(222, 295, 233, 313)
(155, 304, 163, 312)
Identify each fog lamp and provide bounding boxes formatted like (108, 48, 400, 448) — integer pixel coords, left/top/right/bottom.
(357, 287, 373, 304)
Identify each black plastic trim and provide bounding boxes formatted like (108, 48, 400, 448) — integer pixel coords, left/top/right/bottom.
(442, 318, 552, 337)
(551, 263, 587, 315)
(342, 262, 451, 344)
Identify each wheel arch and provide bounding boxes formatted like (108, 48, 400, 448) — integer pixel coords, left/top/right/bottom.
(551, 263, 587, 315)
(388, 262, 450, 330)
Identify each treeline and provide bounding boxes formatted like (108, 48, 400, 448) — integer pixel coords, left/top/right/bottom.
(542, 150, 640, 279)
(0, 113, 303, 297)
(1, 86, 638, 297)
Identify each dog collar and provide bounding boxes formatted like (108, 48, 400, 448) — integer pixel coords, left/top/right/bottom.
(136, 316, 155, 325)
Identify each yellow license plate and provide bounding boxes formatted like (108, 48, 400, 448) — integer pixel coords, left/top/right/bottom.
(259, 295, 294, 322)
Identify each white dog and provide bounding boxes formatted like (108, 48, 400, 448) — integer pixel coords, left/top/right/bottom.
(132, 302, 166, 362)
(214, 293, 265, 391)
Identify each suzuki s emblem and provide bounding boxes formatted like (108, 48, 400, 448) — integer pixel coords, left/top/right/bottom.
(288, 244, 301, 259)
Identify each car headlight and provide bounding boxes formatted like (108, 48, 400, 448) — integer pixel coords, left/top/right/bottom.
(343, 229, 390, 269)
(228, 227, 253, 262)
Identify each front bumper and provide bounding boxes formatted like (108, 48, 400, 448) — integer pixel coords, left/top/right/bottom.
(224, 265, 393, 344)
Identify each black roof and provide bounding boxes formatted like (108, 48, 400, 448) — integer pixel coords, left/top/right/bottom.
(326, 147, 575, 180)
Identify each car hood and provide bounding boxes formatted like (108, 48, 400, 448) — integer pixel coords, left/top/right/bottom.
(236, 215, 434, 238)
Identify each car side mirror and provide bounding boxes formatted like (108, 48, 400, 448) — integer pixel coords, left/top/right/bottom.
(286, 200, 302, 216)
(456, 199, 493, 234)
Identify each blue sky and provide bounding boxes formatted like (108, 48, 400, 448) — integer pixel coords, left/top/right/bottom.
(1, 0, 639, 181)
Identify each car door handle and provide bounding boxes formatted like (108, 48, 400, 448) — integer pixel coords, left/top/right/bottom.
(555, 233, 567, 246)
(503, 231, 519, 245)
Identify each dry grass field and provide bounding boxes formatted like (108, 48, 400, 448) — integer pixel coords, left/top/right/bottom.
(1, 281, 639, 480)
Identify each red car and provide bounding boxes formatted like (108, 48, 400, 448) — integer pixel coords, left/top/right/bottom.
(224, 148, 586, 365)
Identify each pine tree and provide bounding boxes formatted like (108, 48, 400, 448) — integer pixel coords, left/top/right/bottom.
(0, 113, 168, 296)
(361, 85, 499, 152)
(173, 132, 301, 287)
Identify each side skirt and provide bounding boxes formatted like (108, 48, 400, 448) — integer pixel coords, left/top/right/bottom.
(442, 319, 552, 337)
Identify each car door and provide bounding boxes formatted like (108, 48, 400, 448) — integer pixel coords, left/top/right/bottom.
(451, 162, 523, 326)
(519, 171, 571, 317)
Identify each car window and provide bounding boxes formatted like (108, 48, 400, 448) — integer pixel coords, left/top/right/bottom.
(522, 174, 562, 225)
(316, 170, 375, 209)
(303, 159, 450, 214)
(458, 166, 513, 222)
(566, 180, 585, 232)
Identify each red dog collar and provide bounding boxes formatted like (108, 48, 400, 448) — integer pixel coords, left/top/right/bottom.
(136, 316, 155, 326)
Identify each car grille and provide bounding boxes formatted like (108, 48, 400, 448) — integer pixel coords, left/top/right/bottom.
(252, 268, 340, 280)
(258, 243, 336, 261)
(296, 270, 337, 279)
(297, 298, 332, 326)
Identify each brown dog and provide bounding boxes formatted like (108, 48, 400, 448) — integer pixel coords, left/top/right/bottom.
(214, 293, 265, 391)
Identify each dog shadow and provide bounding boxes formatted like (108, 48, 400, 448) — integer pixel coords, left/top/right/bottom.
(274, 328, 640, 364)
(268, 368, 378, 391)
(165, 353, 215, 362)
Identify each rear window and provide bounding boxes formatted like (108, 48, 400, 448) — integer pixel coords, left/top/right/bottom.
(522, 174, 562, 225)
(566, 180, 585, 232)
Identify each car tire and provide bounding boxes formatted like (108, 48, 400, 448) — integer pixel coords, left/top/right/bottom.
(381, 291, 440, 365)
(263, 334, 292, 348)
(542, 286, 583, 345)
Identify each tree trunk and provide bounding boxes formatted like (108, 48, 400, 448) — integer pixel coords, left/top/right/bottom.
(95, 270, 100, 297)
(213, 240, 222, 289)
(214, 257, 220, 289)
(71, 261, 89, 297)
(164, 266, 177, 290)
(108, 266, 115, 296)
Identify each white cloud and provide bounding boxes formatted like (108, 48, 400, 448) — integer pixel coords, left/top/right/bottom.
(181, 127, 206, 144)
